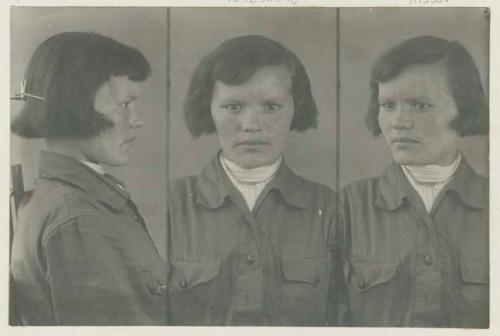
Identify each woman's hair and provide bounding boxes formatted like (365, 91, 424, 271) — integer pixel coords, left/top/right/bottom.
(11, 31, 151, 139)
(184, 35, 317, 137)
(366, 35, 488, 136)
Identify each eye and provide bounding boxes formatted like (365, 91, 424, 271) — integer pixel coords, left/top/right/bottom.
(414, 102, 432, 112)
(379, 102, 395, 112)
(265, 103, 283, 112)
(222, 104, 242, 113)
(119, 101, 132, 109)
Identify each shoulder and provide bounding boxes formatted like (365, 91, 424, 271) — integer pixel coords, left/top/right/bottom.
(464, 165, 489, 205)
(169, 175, 200, 202)
(168, 175, 208, 214)
(26, 178, 112, 241)
(294, 173, 337, 201)
(473, 171, 489, 190)
(170, 175, 199, 194)
(339, 175, 383, 207)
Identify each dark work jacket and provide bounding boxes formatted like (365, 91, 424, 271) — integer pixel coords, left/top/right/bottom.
(167, 154, 348, 325)
(10, 151, 167, 325)
(339, 158, 488, 328)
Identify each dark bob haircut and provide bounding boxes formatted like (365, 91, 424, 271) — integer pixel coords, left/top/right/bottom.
(11, 32, 151, 139)
(366, 35, 488, 137)
(184, 35, 318, 137)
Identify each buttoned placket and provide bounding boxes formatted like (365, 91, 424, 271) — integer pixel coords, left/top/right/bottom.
(227, 187, 265, 324)
(402, 183, 446, 327)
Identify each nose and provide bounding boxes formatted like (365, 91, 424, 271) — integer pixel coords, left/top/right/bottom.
(240, 108, 261, 132)
(128, 107, 143, 128)
(391, 105, 413, 129)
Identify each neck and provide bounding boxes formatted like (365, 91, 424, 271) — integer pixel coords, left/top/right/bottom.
(220, 154, 282, 184)
(403, 152, 462, 184)
(431, 148, 459, 167)
(45, 138, 92, 163)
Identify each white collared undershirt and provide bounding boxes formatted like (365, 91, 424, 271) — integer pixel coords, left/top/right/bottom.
(401, 153, 462, 213)
(79, 160, 126, 190)
(219, 154, 282, 211)
(79, 160, 106, 175)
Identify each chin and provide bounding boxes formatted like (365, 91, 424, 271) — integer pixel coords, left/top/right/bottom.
(392, 154, 420, 166)
(238, 161, 262, 169)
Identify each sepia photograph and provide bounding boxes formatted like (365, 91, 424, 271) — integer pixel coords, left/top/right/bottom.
(4, 1, 495, 334)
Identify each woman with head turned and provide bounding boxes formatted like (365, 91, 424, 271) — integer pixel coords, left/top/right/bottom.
(10, 32, 166, 325)
(167, 35, 348, 325)
(339, 36, 489, 327)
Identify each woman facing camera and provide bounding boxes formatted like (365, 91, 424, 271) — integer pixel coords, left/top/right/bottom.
(340, 36, 488, 327)
(10, 32, 166, 325)
(168, 35, 347, 325)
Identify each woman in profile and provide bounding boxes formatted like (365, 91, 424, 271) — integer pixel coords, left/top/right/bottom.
(167, 35, 348, 325)
(340, 36, 488, 328)
(10, 32, 167, 325)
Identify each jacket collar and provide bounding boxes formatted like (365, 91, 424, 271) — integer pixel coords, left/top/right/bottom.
(443, 157, 488, 209)
(38, 150, 130, 210)
(376, 156, 488, 211)
(195, 152, 307, 209)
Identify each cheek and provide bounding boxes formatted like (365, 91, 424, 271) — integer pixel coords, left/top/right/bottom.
(270, 119, 292, 144)
(214, 117, 236, 136)
(214, 120, 237, 147)
(417, 117, 446, 138)
(378, 112, 390, 135)
(111, 111, 129, 127)
(98, 127, 125, 150)
(211, 109, 231, 132)
(271, 107, 294, 130)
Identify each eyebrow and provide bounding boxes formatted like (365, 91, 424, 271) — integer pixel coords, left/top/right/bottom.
(378, 92, 432, 101)
(122, 94, 139, 101)
(217, 98, 245, 104)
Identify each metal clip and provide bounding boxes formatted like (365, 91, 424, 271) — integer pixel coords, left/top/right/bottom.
(10, 79, 46, 101)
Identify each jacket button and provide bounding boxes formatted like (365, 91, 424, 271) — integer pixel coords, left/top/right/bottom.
(424, 256, 433, 266)
(358, 280, 366, 290)
(157, 283, 167, 294)
(180, 280, 188, 289)
(246, 254, 256, 265)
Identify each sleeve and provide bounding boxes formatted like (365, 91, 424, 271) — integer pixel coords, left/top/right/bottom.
(42, 215, 159, 325)
(326, 189, 352, 326)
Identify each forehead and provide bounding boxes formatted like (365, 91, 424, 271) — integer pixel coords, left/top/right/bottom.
(96, 75, 141, 101)
(378, 63, 451, 99)
(213, 65, 292, 99)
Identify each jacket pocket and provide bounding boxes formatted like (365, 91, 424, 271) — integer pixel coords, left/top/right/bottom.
(170, 260, 221, 291)
(278, 257, 327, 325)
(459, 257, 488, 284)
(453, 257, 489, 328)
(168, 259, 225, 325)
(343, 259, 404, 326)
(282, 257, 323, 286)
(344, 260, 400, 292)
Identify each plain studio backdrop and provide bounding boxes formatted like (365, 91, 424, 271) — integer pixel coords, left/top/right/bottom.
(10, 7, 488, 257)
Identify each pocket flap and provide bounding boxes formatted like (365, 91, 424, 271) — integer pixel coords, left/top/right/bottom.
(343, 260, 400, 292)
(170, 260, 221, 291)
(281, 257, 323, 285)
(459, 257, 489, 284)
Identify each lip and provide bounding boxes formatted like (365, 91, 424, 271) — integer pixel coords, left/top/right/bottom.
(123, 136, 136, 144)
(235, 139, 269, 146)
(391, 136, 419, 144)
